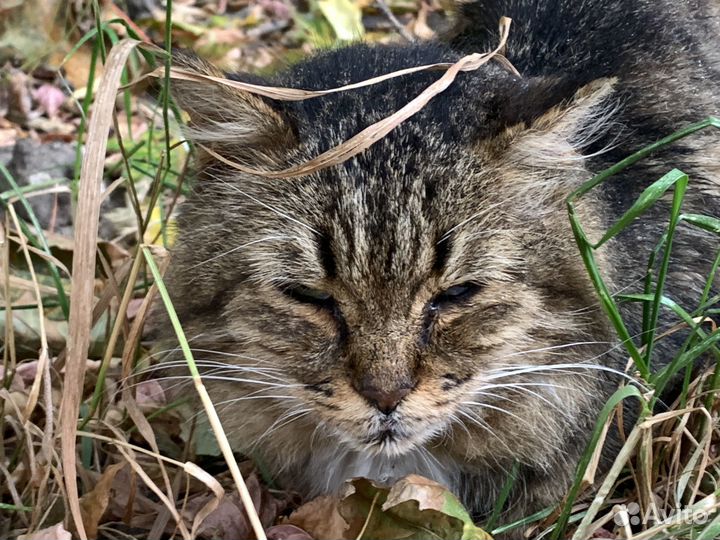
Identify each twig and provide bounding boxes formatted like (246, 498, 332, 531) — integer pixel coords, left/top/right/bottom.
(375, 0, 415, 42)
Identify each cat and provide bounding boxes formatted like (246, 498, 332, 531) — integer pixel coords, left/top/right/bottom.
(155, 0, 719, 534)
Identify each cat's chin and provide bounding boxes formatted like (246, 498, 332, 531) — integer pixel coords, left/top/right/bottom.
(349, 414, 448, 458)
(296, 429, 458, 498)
(362, 429, 416, 457)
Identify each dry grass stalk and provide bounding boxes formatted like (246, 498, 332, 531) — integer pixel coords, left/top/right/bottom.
(571, 382, 719, 540)
(4, 208, 56, 527)
(6, 206, 50, 424)
(13, 245, 71, 277)
(78, 426, 227, 538)
(136, 17, 517, 179)
(58, 37, 141, 540)
(197, 17, 517, 178)
(138, 23, 515, 102)
(1, 215, 17, 385)
(142, 245, 268, 540)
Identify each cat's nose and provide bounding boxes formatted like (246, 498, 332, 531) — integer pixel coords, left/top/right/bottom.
(359, 385, 413, 414)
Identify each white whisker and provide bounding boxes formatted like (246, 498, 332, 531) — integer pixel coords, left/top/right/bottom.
(251, 407, 314, 449)
(461, 400, 527, 424)
(486, 363, 643, 386)
(189, 235, 293, 269)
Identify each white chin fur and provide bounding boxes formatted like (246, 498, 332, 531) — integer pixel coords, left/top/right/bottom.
(300, 442, 458, 497)
(297, 420, 458, 497)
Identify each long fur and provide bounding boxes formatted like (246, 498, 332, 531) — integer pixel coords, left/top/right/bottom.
(156, 2, 719, 536)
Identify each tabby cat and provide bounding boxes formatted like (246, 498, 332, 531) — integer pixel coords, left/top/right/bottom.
(156, 0, 719, 533)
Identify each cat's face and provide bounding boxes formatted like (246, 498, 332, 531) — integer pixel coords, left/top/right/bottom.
(190, 149, 546, 457)
(162, 49, 616, 466)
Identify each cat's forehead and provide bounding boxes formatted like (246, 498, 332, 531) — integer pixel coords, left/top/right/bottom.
(270, 136, 491, 289)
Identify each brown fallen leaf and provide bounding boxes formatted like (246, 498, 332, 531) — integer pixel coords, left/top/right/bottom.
(4, 67, 33, 125)
(382, 474, 452, 511)
(285, 475, 493, 540)
(266, 524, 315, 540)
(284, 494, 349, 540)
(79, 461, 128, 538)
(340, 475, 493, 540)
(103, 465, 161, 529)
(182, 473, 280, 540)
(17, 523, 72, 540)
(15, 360, 40, 387)
(135, 379, 167, 410)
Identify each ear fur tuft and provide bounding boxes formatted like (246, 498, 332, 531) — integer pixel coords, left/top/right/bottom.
(170, 49, 295, 156)
(478, 77, 620, 211)
(502, 77, 620, 168)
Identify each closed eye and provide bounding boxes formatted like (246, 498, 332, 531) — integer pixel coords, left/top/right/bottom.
(430, 282, 483, 309)
(283, 284, 335, 309)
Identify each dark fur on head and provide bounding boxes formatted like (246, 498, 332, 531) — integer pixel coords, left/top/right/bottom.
(157, 1, 719, 534)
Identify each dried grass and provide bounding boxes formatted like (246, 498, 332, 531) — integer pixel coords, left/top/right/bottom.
(142, 17, 518, 179)
(0, 12, 718, 540)
(59, 38, 142, 540)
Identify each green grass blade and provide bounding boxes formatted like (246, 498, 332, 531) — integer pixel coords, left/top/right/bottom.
(73, 37, 101, 188)
(568, 204, 648, 377)
(0, 502, 32, 512)
(680, 213, 720, 235)
(141, 246, 199, 377)
(695, 513, 720, 540)
(490, 506, 554, 537)
(484, 460, 520, 531)
(642, 171, 688, 368)
(569, 117, 719, 201)
(551, 385, 646, 539)
(0, 163, 70, 319)
(566, 117, 720, 380)
(641, 230, 667, 348)
(593, 169, 688, 248)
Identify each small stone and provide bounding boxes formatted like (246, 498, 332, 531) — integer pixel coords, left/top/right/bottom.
(2, 138, 76, 232)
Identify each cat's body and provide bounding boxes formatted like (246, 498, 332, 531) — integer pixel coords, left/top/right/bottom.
(158, 0, 719, 534)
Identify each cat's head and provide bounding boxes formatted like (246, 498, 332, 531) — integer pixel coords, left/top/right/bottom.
(160, 46, 617, 465)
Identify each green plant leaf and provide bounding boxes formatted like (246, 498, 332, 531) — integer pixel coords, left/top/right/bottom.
(317, 0, 364, 41)
(681, 213, 720, 235)
(594, 168, 687, 248)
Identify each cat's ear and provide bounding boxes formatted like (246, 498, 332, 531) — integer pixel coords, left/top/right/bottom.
(480, 77, 618, 209)
(169, 50, 295, 158)
(495, 77, 618, 168)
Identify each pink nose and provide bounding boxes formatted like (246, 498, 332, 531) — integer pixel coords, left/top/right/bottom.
(359, 385, 412, 414)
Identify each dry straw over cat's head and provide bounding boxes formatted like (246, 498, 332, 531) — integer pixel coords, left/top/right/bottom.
(0, 8, 720, 538)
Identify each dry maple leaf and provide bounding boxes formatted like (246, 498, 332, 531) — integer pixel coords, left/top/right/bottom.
(286, 475, 492, 540)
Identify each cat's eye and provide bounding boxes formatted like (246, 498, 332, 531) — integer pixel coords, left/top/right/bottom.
(430, 282, 482, 309)
(283, 284, 335, 308)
